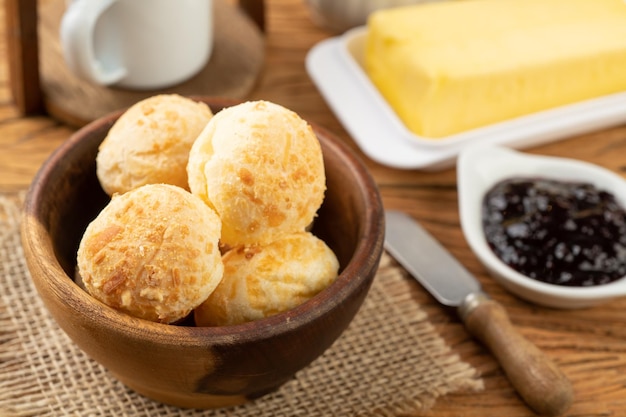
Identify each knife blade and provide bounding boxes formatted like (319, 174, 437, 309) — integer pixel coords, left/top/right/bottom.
(384, 210, 573, 417)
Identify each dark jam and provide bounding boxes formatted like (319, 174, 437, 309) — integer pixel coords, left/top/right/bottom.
(482, 177, 626, 286)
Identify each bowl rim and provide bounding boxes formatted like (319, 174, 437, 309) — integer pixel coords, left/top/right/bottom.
(21, 97, 385, 346)
(457, 145, 626, 306)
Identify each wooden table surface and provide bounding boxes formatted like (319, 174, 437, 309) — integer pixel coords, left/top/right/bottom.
(2, 1, 626, 416)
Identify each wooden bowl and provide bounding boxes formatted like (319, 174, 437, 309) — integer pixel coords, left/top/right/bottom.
(20, 98, 385, 409)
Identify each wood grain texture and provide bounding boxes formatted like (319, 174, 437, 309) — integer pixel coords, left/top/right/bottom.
(5, 0, 42, 114)
(4, 0, 626, 415)
(463, 297, 573, 416)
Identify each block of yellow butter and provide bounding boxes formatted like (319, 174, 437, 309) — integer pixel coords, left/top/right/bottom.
(365, 0, 626, 138)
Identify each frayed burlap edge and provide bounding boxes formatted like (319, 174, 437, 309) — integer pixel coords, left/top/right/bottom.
(0, 193, 483, 417)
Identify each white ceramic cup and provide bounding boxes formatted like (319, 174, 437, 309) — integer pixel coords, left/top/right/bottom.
(60, 0, 213, 90)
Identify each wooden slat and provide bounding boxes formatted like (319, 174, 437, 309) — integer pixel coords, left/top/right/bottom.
(5, 0, 43, 114)
(239, 0, 266, 32)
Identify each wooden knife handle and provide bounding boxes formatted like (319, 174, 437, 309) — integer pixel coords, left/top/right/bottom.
(462, 296, 573, 416)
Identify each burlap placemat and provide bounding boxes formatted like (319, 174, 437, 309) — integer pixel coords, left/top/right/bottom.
(0, 193, 483, 417)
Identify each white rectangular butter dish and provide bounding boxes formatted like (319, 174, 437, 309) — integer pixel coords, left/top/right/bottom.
(306, 27, 626, 170)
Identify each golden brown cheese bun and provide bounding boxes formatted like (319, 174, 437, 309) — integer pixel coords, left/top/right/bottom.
(187, 100, 326, 246)
(97, 94, 213, 196)
(77, 184, 224, 324)
(194, 232, 339, 327)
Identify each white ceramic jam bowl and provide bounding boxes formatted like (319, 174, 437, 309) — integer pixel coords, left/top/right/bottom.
(457, 145, 626, 309)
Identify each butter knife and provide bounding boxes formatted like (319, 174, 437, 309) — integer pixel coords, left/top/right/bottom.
(384, 210, 573, 417)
